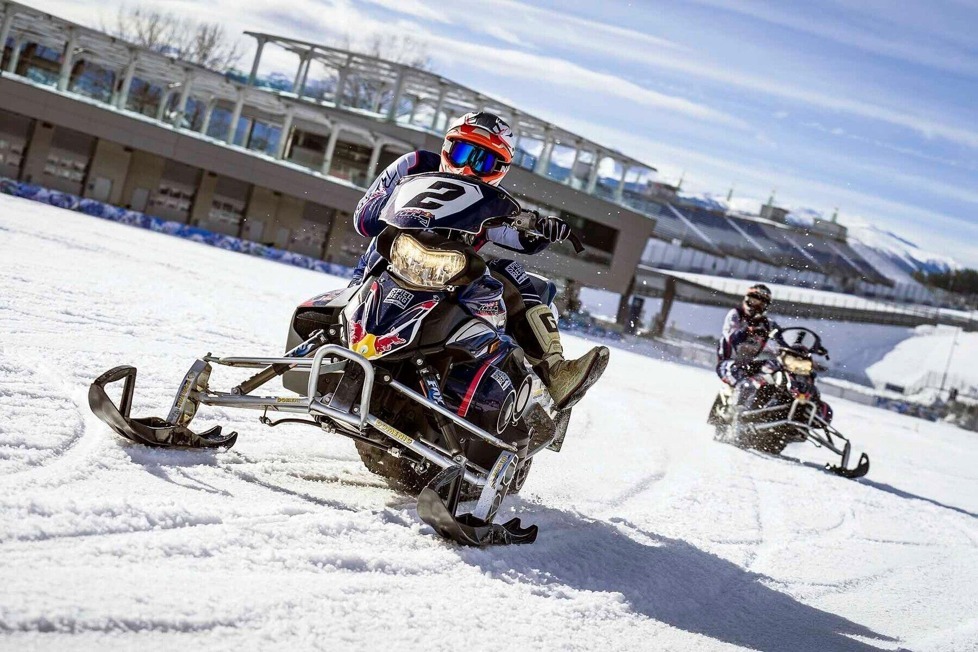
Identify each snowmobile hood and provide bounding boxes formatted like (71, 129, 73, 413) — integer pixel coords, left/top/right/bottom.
(379, 172, 521, 235)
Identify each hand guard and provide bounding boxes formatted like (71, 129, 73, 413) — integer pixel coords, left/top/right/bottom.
(537, 216, 572, 243)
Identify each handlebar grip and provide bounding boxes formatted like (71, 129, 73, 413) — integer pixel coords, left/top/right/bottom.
(568, 232, 585, 254)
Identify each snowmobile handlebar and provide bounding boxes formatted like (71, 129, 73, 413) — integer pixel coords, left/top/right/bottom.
(510, 210, 586, 254)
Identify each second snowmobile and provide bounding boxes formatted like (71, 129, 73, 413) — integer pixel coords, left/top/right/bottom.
(708, 327, 870, 478)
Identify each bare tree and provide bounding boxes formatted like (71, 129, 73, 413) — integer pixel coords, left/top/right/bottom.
(103, 4, 244, 71)
(335, 32, 434, 111)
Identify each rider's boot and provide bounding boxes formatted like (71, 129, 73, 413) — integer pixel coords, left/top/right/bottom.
(521, 305, 610, 411)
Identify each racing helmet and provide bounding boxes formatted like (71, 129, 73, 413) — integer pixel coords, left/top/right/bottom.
(743, 283, 772, 317)
(440, 111, 515, 186)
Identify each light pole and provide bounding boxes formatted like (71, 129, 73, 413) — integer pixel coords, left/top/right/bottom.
(939, 327, 961, 399)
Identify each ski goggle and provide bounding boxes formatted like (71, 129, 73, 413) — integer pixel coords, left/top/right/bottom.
(745, 295, 769, 310)
(446, 140, 506, 176)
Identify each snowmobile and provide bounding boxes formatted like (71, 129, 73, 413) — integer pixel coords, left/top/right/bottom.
(707, 327, 870, 478)
(89, 172, 595, 546)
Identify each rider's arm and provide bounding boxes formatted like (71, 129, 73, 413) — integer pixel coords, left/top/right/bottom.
(353, 151, 438, 237)
(717, 309, 742, 361)
(483, 225, 550, 255)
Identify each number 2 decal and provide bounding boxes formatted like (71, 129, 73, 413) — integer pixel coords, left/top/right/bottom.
(403, 181, 467, 210)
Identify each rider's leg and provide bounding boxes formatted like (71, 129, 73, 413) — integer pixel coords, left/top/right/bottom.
(487, 259, 609, 411)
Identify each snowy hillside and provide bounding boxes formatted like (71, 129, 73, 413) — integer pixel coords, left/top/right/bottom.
(2, 195, 978, 651)
(847, 223, 957, 282)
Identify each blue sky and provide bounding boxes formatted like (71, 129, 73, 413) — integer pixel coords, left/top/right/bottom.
(40, 0, 978, 266)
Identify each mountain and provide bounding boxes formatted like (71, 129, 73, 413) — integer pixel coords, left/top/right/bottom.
(846, 223, 957, 283)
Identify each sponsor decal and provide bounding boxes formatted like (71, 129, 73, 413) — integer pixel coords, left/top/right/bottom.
(384, 287, 414, 309)
(275, 397, 303, 404)
(374, 420, 415, 447)
(394, 207, 434, 227)
(474, 301, 501, 316)
(505, 261, 528, 284)
(348, 320, 408, 360)
(540, 311, 559, 333)
(491, 369, 512, 391)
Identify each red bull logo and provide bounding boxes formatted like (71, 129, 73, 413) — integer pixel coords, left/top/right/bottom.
(348, 320, 407, 359)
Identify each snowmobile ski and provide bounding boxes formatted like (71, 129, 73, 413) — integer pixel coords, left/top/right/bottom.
(89, 366, 237, 449)
(416, 465, 537, 546)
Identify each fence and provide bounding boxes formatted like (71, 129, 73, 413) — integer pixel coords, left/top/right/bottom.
(636, 268, 978, 331)
(0, 177, 356, 279)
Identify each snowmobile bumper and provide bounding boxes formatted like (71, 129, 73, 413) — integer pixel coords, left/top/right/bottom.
(88, 366, 237, 449)
(737, 398, 870, 478)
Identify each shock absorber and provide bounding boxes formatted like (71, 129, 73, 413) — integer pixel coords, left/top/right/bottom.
(232, 329, 329, 395)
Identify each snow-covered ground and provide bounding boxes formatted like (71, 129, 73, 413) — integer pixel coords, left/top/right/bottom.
(867, 325, 978, 396)
(2, 195, 978, 651)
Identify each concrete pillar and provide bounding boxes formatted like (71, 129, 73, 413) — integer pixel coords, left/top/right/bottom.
(246, 36, 265, 87)
(120, 150, 165, 211)
(172, 72, 194, 127)
(386, 67, 407, 121)
(586, 150, 602, 194)
(615, 161, 629, 202)
(430, 83, 447, 130)
(651, 276, 677, 338)
(534, 131, 555, 176)
(190, 172, 218, 226)
(84, 140, 132, 205)
(19, 120, 54, 183)
(407, 96, 420, 124)
(114, 51, 138, 110)
(291, 52, 308, 94)
(276, 108, 294, 159)
(57, 28, 78, 92)
(565, 142, 582, 186)
(615, 276, 637, 329)
(155, 88, 176, 121)
(366, 138, 385, 180)
(199, 97, 217, 135)
(225, 87, 245, 144)
(321, 125, 342, 176)
(5, 35, 23, 73)
(334, 65, 348, 106)
(0, 8, 16, 62)
(298, 52, 313, 98)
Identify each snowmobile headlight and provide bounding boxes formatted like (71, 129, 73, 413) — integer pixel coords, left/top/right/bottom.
(781, 353, 813, 375)
(389, 233, 468, 289)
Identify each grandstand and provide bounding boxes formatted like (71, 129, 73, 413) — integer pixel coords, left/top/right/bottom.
(0, 0, 956, 328)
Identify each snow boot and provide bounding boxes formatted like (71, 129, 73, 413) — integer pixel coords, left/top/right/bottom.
(522, 305, 609, 411)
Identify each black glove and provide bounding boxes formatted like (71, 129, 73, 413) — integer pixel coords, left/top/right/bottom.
(537, 216, 571, 243)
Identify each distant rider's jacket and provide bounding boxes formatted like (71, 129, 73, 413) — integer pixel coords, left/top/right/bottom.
(716, 306, 781, 385)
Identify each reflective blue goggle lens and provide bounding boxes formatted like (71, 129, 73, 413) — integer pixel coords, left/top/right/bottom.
(448, 141, 499, 175)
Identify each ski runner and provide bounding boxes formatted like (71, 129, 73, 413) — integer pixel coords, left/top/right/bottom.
(349, 111, 609, 411)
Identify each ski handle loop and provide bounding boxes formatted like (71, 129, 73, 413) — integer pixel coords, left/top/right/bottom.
(510, 209, 586, 254)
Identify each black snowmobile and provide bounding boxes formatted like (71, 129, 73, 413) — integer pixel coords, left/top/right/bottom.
(89, 172, 600, 546)
(708, 327, 870, 479)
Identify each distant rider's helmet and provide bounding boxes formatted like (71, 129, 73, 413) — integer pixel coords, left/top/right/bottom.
(743, 284, 772, 318)
(440, 111, 515, 187)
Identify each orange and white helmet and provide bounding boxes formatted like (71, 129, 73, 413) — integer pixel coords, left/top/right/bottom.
(440, 111, 515, 186)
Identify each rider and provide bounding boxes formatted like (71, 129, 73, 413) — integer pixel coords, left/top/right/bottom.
(716, 284, 782, 390)
(349, 111, 609, 411)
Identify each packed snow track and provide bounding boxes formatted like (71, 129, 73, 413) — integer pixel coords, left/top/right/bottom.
(1, 195, 976, 651)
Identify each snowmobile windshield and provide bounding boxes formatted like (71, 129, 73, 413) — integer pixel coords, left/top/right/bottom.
(379, 172, 522, 235)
